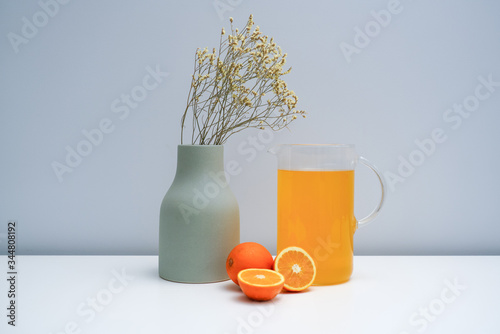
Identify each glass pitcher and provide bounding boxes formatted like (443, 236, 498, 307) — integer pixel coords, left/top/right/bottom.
(269, 144, 385, 285)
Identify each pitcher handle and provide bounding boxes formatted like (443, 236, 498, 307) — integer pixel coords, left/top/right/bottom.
(357, 157, 386, 228)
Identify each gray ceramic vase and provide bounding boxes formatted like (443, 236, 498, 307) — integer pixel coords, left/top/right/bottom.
(159, 145, 240, 283)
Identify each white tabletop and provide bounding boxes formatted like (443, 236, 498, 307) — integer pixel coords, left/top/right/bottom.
(2, 255, 499, 334)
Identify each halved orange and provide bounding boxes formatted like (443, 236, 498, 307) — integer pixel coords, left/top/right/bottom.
(226, 242, 274, 285)
(273, 246, 316, 292)
(237, 269, 285, 301)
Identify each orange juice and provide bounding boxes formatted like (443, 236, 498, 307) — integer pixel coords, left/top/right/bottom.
(277, 169, 356, 285)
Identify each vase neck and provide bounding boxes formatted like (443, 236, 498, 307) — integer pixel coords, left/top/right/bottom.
(176, 145, 225, 174)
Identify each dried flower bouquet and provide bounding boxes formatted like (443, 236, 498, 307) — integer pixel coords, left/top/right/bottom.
(181, 15, 306, 145)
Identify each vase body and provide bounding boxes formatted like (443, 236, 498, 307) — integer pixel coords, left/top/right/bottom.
(159, 145, 240, 283)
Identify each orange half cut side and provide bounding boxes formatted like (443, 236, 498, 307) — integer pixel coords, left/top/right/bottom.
(237, 269, 285, 301)
(273, 246, 316, 292)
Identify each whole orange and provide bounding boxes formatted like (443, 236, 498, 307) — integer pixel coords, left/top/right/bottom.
(226, 242, 274, 285)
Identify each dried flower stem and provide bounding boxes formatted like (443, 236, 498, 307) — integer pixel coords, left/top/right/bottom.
(181, 15, 306, 145)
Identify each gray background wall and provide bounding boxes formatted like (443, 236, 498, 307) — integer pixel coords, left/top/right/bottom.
(1, 0, 499, 255)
